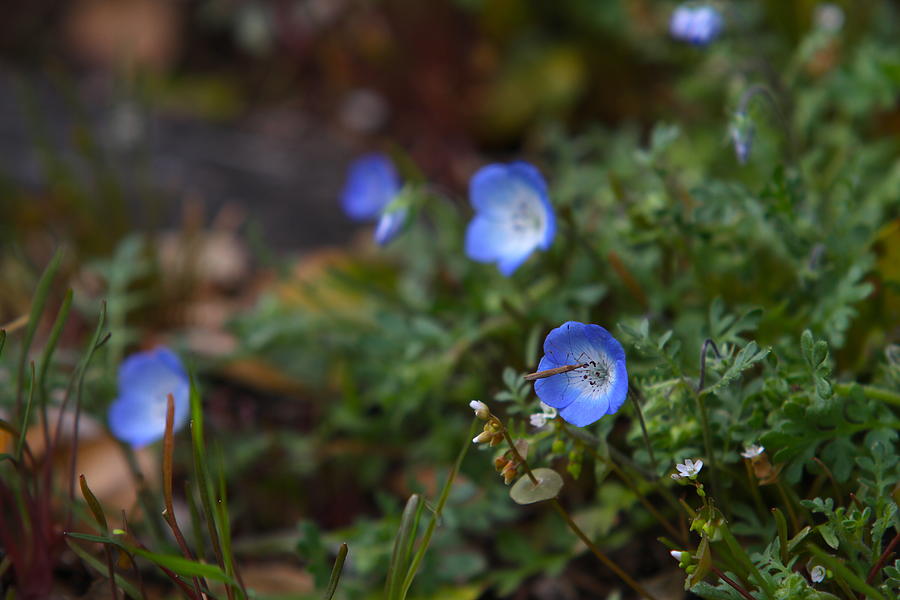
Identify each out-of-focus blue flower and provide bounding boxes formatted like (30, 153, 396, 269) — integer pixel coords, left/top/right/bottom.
(729, 111, 754, 164)
(465, 161, 555, 276)
(341, 154, 401, 221)
(533, 322, 628, 427)
(108, 347, 190, 448)
(670, 4, 723, 46)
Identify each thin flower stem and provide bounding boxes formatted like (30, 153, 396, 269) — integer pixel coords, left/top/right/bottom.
(775, 479, 800, 533)
(866, 527, 900, 585)
(628, 385, 657, 471)
(549, 500, 660, 600)
(711, 566, 757, 600)
(742, 461, 768, 521)
(834, 383, 900, 408)
(163, 395, 205, 597)
(563, 426, 685, 544)
(691, 387, 719, 498)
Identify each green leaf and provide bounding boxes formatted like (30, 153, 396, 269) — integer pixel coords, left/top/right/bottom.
(818, 524, 839, 549)
(66, 532, 236, 584)
(701, 341, 770, 397)
(385, 494, 422, 600)
(510, 468, 564, 505)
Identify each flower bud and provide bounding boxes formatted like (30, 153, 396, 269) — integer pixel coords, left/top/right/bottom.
(494, 456, 509, 472)
(472, 431, 493, 444)
(502, 463, 518, 485)
(469, 400, 490, 420)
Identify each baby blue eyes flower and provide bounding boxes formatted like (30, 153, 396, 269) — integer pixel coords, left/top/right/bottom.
(341, 153, 406, 245)
(108, 347, 190, 448)
(465, 161, 556, 276)
(341, 153, 401, 221)
(670, 4, 723, 46)
(533, 322, 628, 427)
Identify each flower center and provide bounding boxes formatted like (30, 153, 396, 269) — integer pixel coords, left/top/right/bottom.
(578, 358, 613, 391)
(510, 197, 543, 233)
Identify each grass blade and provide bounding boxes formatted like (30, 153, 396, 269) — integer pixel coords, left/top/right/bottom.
(37, 288, 73, 446)
(385, 494, 421, 600)
(323, 543, 348, 600)
(15, 363, 36, 461)
(16, 248, 63, 419)
(188, 373, 231, 598)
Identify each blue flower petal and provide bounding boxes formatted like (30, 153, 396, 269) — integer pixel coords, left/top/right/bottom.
(374, 207, 407, 245)
(109, 347, 190, 448)
(559, 393, 611, 427)
(539, 322, 596, 367)
(507, 161, 556, 250)
(341, 154, 400, 221)
(533, 371, 588, 410)
(465, 161, 555, 275)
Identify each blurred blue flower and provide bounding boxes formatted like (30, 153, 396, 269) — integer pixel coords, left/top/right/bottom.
(670, 4, 723, 46)
(341, 153, 401, 221)
(729, 111, 754, 164)
(341, 153, 409, 244)
(108, 347, 190, 448)
(465, 161, 555, 276)
(533, 322, 628, 427)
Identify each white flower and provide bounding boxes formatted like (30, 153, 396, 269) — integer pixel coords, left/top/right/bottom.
(529, 402, 558, 429)
(740, 444, 765, 459)
(672, 458, 704, 480)
(530, 412, 549, 428)
(469, 400, 490, 420)
(810, 565, 826, 583)
(670, 550, 684, 561)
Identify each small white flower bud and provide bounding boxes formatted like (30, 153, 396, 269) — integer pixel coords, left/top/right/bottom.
(670, 550, 683, 561)
(469, 400, 490, 420)
(472, 431, 493, 444)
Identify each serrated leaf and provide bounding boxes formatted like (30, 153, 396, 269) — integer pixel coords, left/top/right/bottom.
(510, 468, 563, 505)
(701, 341, 770, 396)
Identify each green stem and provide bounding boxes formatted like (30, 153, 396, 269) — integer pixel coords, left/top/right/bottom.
(629, 387, 658, 471)
(834, 383, 900, 408)
(549, 500, 659, 600)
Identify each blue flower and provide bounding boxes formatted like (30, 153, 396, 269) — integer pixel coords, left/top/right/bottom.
(341, 153, 401, 221)
(533, 322, 628, 427)
(465, 161, 555, 276)
(108, 347, 190, 448)
(670, 4, 723, 46)
(341, 153, 408, 244)
(729, 111, 754, 165)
